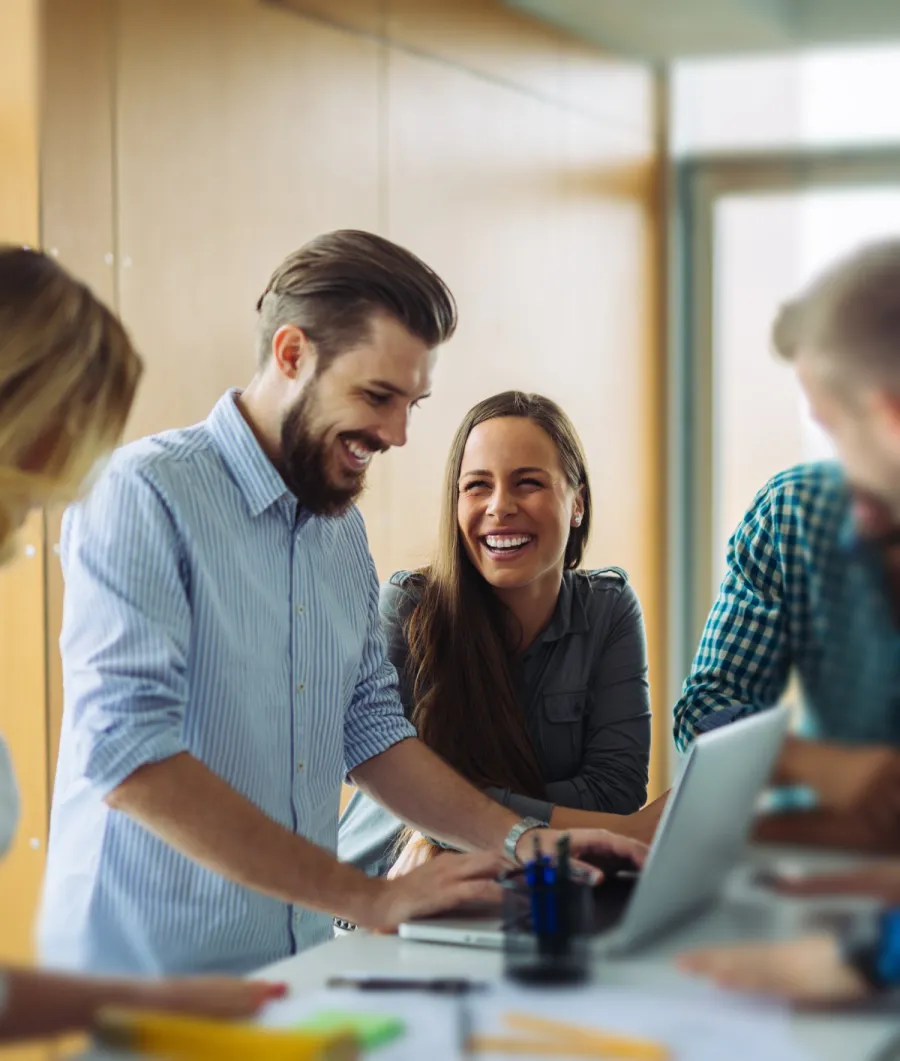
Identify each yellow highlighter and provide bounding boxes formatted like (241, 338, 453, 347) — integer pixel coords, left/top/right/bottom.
(93, 1008, 359, 1061)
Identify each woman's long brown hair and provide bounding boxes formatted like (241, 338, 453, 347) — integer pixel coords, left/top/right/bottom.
(405, 391, 593, 799)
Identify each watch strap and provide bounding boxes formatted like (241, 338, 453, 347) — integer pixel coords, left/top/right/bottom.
(503, 817, 545, 865)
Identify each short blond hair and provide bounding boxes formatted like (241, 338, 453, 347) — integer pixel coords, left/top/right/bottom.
(0, 247, 142, 562)
(772, 239, 900, 383)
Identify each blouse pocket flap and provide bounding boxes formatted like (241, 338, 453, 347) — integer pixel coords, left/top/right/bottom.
(543, 690, 587, 723)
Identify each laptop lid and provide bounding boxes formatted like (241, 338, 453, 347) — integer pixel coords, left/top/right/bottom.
(399, 706, 790, 951)
(613, 704, 791, 950)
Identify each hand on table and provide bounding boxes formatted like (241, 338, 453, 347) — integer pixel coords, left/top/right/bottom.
(138, 977, 288, 1019)
(753, 807, 900, 853)
(809, 744, 900, 838)
(770, 861, 900, 904)
(516, 827, 649, 883)
(363, 851, 506, 931)
(678, 935, 869, 1006)
(370, 823, 647, 932)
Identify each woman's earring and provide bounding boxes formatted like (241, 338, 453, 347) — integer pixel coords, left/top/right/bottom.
(573, 515, 582, 527)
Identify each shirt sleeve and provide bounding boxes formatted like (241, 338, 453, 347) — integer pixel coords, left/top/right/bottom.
(59, 466, 191, 798)
(377, 578, 420, 717)
(544, 582, 651, 814)
(484, 785, 553, 823)
(338, 577, 421, 871)
(673, 482, 792, 751)
(342, 563, 417, 776)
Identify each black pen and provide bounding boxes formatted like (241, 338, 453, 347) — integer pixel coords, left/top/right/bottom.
(326, 975, 486, 995)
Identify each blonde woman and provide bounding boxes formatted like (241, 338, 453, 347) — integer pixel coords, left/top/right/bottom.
(0, 246, 285, 1044)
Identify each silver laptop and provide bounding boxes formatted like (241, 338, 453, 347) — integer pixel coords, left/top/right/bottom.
(399, 705, 790, 954)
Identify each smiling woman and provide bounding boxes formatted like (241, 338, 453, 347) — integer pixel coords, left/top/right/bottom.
(339, 391, 656, 879)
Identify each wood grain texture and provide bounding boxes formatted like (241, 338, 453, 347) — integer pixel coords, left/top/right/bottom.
(0, 9, 55, 1057)
(113, 0, 382, 430)
(268, 0, 385, 36)
(41, 0, 119, 806)
(0, 0, 49, 1005)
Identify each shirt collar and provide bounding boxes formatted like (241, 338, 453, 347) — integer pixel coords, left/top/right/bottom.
(539, 571, 591, 644)
(206, 389, 291, 518)
(838, 502, 858, 555)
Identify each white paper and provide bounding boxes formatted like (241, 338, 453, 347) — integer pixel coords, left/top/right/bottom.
(258, 985, 464, 1060)
(258, 980, 812, 1061)
(469, 982, 813, 1061)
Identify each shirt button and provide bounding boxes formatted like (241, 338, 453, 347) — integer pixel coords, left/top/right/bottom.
(296, 682, 305, 693)
(297, 761, 304, 772)
(296, 604, 305, 616)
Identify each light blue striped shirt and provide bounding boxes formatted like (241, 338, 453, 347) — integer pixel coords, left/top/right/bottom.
(38, 390, 416, 976)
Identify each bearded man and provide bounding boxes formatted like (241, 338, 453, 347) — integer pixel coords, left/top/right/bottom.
(39, 231, 642, 976)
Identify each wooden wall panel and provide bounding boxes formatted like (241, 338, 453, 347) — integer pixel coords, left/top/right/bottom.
(41, 0, 116, 301)
(0, 0, 39, 246)
(0, 0, 45, 962)
(269, 0, 385, 36)
(0, 8, 51, 1060)
(558, 111, 664, 787)
(0, 516, 47, 960)
(115, 0, 383, 441)
(41, 0, 118, 798)
(387, 0, 566, 100)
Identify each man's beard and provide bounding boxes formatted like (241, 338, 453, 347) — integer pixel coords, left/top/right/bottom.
(279, 381, 385, 517)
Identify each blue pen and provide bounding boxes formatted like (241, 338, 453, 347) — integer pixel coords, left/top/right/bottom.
(542, 855, 558, 937)
(525, 834, 543, 934)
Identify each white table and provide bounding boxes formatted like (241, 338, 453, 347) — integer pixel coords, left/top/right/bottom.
(258, 846, 899, 1061)
(80, 845, 899, 1060)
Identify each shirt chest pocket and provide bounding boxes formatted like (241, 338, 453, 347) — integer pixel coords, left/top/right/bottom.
(540, 690, 587, 781)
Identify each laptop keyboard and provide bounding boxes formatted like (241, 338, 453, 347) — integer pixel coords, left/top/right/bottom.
(589, 874, 637, 934)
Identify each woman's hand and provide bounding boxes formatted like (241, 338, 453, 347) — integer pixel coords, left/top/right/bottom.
(388, 832, 441, 878)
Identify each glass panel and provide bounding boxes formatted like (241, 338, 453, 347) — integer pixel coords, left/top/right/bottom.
(710, 186, 900, 587)
(673, 45, 900, 155)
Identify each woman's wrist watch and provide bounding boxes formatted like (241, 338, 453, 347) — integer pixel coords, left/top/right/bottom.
(503, 817, 546, 865)
(840, 909, 900, 990)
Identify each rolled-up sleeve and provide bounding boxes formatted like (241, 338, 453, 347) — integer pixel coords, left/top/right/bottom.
(673, 483, 791, 752)
(60, 467, 191, 797)
(342, 561, 416, 776)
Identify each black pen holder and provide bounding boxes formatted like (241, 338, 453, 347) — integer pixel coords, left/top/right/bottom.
(501, 868, 593, 985)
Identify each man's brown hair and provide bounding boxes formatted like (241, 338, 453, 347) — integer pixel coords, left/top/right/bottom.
(255, 230, 457, 368)
(772, 239, 900, 385)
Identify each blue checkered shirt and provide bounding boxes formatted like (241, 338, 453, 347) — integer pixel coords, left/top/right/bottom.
(674, 462, 900, 751)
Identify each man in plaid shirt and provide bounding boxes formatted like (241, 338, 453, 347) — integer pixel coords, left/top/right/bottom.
(675, 458, 900, 847)
(680, 238, 900, 1005)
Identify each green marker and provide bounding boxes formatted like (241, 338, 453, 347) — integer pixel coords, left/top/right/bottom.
(297, 1010, 405, 1051)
